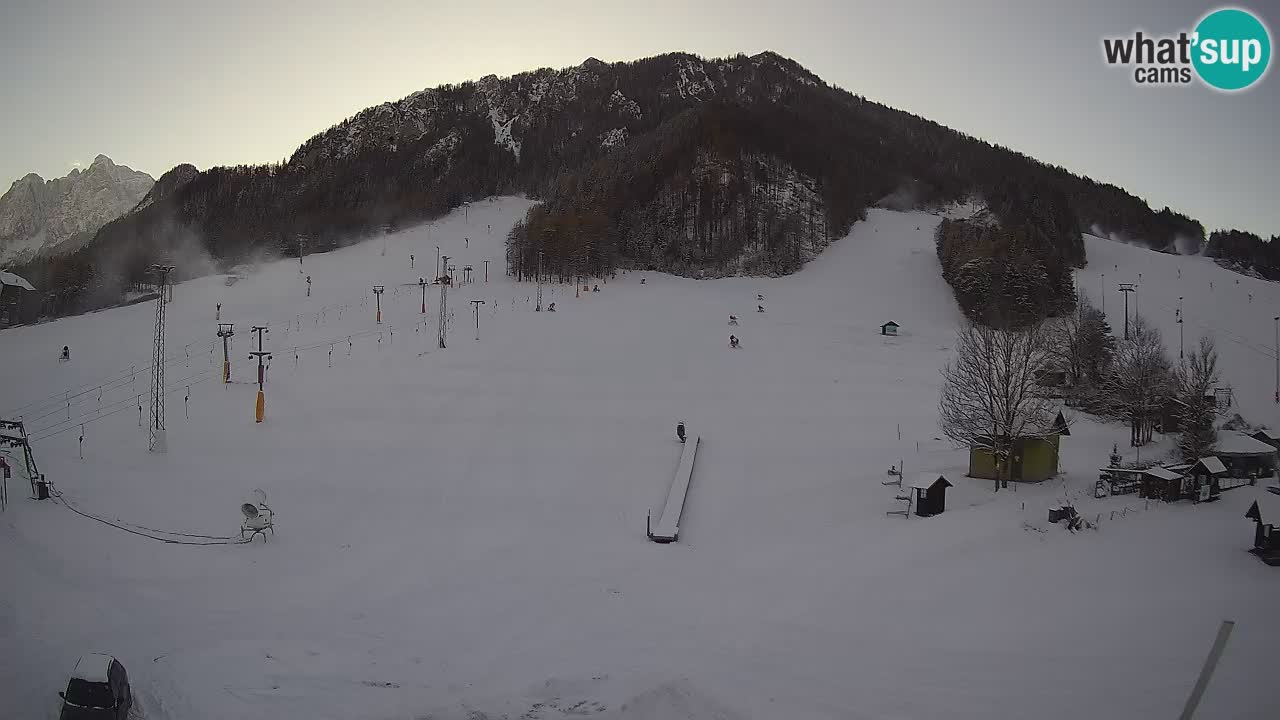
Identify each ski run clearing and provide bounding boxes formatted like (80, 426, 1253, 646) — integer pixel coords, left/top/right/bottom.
(2, 197, 1278, 719)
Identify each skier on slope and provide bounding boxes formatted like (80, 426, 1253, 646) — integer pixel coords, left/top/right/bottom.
(59, 345, 70, 361)
(729, 335, 739, 349)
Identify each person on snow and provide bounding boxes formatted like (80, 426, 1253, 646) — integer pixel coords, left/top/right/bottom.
(59, 345, 70, 361)
(593, 285, 600, 292)
(677, 421, 686, 443)
(757, 294, 764, 301)
(547, 302, 556, 312)
(729, 335, 739, 349)
(728, 315, 738, 325)
(640, 278, 646, 284)
(757, 305, 764, 313)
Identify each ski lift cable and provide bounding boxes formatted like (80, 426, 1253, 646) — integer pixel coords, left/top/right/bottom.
(25, 366, 219, 437)
(50, 491, 249, 546)
(27, 373, 217, 442)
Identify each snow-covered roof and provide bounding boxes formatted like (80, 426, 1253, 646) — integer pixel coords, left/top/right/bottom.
(909, 473, 948, 490)
(0, 271, 35, 291)
(1252, 428, 1280, 442)
(1194, 457, 1227, 475)
(71, 653, 114, 682)
(881, 321, 899, 327)
(1247, 493, 1280, 526)
(1215, 431, 1278, 456)
(1143, 466, 1183, 481)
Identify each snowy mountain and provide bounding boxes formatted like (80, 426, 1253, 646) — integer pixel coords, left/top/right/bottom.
(0, 155, 153, 264)
(13, 52, 1206, 322)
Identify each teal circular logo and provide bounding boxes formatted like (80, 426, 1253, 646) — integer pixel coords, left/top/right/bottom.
(1192, 8, 1271, 91)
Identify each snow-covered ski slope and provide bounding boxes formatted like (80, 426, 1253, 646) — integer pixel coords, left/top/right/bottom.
(1080, 233, 1280, 428)
(2, 199, 1277, 719)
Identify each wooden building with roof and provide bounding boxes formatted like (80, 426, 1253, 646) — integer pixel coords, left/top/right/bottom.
(908, 474, 952, 517)
(1215, 431, 1278, 483)
(1245, 494, 1280, 565)
(968, 411, 1070, 483)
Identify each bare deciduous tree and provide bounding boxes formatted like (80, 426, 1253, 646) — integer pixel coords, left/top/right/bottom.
(939, 321, 1058, 490)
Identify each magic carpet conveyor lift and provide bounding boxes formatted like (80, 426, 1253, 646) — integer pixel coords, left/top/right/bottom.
(648, 425, 699, 544)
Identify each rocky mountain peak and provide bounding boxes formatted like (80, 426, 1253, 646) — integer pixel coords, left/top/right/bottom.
(0, 156, 154, 264)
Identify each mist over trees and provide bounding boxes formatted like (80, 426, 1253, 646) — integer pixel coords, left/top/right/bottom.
(6, 51, 1259, 324)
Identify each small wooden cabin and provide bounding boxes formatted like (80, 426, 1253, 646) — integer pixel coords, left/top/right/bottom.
(909, 474, 952, 517)
(880, 321, 899, 336)
(1140, 466, 1184, 502)
(1188, 456, 1228, 501)
(1245, 494, 1280, 565)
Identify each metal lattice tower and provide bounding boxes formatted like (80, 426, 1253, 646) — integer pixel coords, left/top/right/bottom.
(148, 265, 175, 452)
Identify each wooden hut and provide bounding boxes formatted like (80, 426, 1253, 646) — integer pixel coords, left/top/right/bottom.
(909, 474, 952, 517)
(879, 321, 899, 336)
(1140, 466, 1184, 502)
(1244, 494, 1280, 565)
(1188, 457, 1228, 502)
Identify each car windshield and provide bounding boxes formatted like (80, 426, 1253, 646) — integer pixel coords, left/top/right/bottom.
(64, 679, 113, 709)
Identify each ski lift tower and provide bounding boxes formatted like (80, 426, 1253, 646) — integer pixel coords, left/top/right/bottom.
(148, 264, 175, 452)
(536, 251, 544, 311)
(438, 256, 450, 349)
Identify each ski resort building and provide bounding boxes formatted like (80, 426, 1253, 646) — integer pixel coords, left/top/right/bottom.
(0, 270, 36, 328)
(1216, 431, 1279, 480)
(967, 412, 1070, 483)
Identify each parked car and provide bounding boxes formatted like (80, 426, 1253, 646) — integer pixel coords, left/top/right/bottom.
(58, 654, 132, 720)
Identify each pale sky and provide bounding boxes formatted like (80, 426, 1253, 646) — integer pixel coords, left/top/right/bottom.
(1, 0, 1276, 237)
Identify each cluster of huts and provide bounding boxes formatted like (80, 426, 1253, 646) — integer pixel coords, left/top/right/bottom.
(1094, 431, 1278, 503)
(962, 417, 1280, 565)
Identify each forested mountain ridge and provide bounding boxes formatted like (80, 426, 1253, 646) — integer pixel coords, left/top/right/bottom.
(10, 51, 1217, 323)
